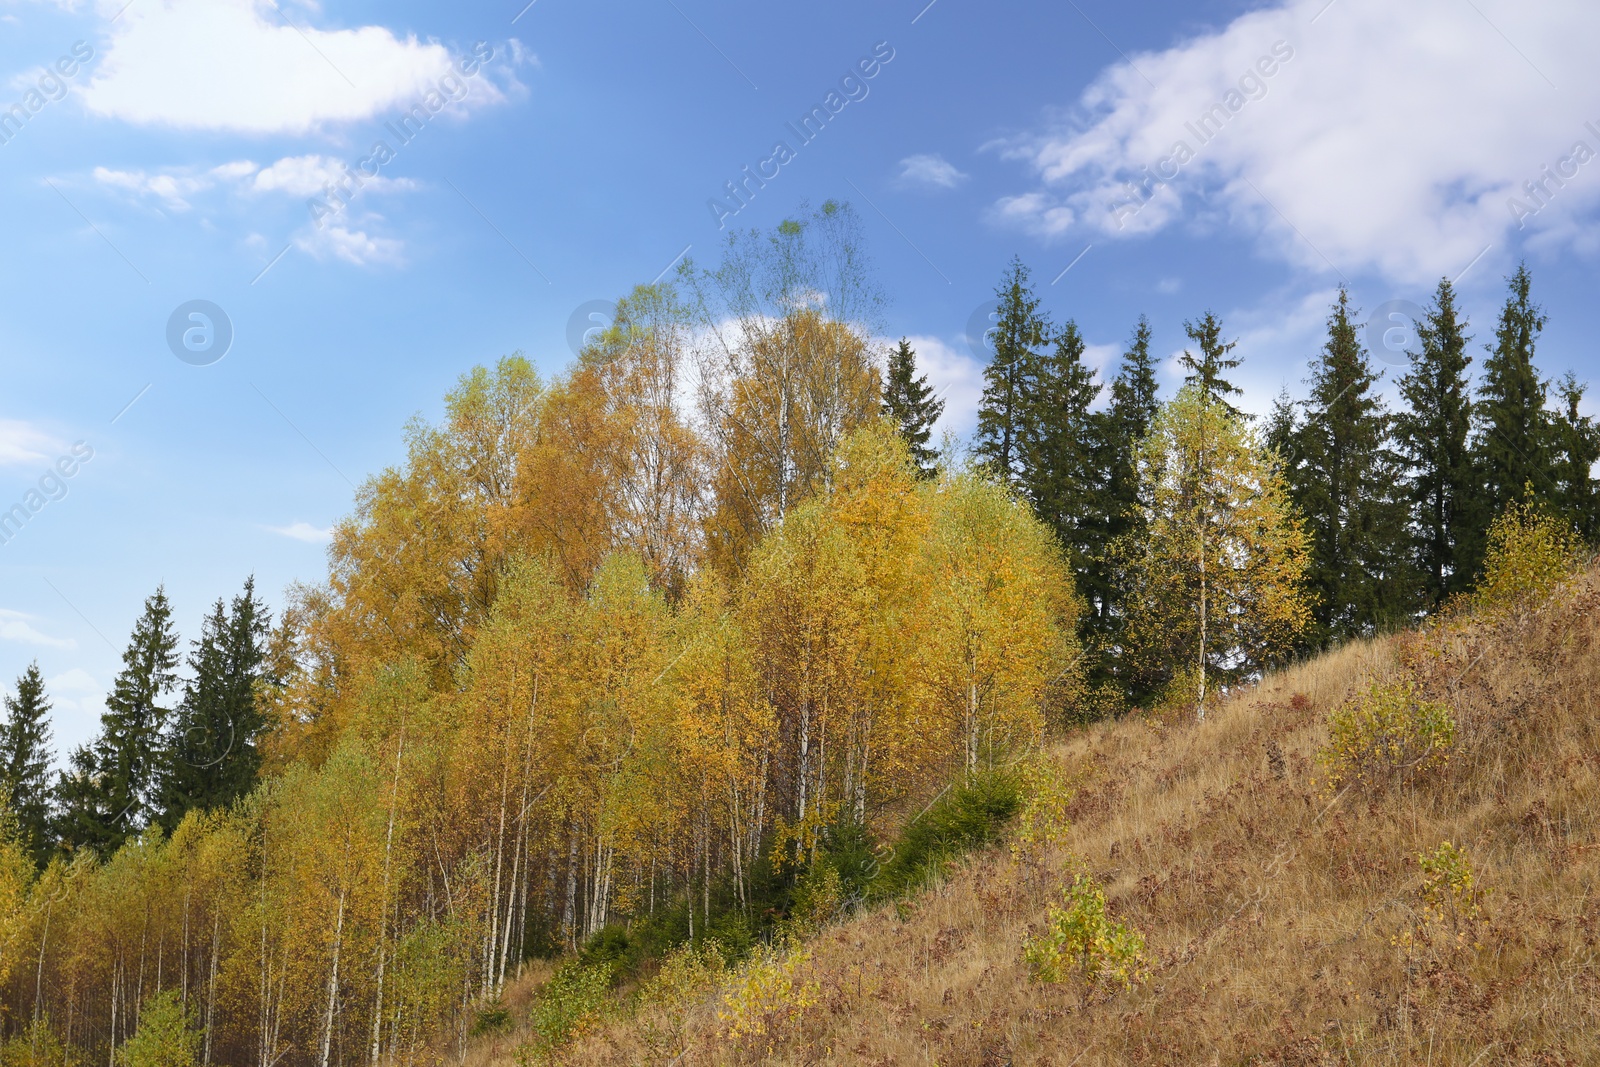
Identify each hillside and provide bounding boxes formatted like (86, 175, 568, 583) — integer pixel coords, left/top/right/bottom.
(530, 566, 1600, 1065)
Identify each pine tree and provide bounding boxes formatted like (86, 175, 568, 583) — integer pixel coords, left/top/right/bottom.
(1394, 277, 1478, 606)
(880, 337, 945, 476)
(974, 258, 1049, 487)
(0, 663, 55, 867)
(158, 577, 272, 830)
(1020, 321, 1104, 589)
(1551, 373, 1600, 542)
(1178, 312, 1243, 418)
(1290, 289, 1415, 642)
(55, 585, 180, 854)
(1477, 263, 1552, 523)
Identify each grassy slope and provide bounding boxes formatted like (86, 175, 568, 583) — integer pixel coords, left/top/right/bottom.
(525, 570, 1600, 1065)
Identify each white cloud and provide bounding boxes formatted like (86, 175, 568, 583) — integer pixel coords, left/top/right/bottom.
(896, 153, 968, 190)
(0, 609, 76, 650)
(0, 419, 57, 467)
(252, 154, 413, 197)
(904, 334, 985, 438)
(92, 160, 255, 211)
(295, 222, 404, 266)
(1156, 277, 1182, 295)
(79, 0, 502, 134)
(992, 0, 1600, 284)
(267, 521, 333, 543)
(92, 154, 416, 212)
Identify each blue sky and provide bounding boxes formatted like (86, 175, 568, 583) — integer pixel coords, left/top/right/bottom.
(2, 0, 1598, 758)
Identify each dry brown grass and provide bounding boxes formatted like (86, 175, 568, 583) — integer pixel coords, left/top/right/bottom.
(501, 569, 1600, 1066)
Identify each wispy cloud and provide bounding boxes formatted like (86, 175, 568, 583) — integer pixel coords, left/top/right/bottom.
(896, 153, 968, 190)
(0, 609, 76, 650)
(267, 521, 333, 544)
(0, 419, 60, 468)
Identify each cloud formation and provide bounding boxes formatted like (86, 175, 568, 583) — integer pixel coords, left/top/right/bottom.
(0, 609, 76, 649)
(79, 0, 491, 134)
(896, 153, 968, 190)
(992, 0, 1600, 284)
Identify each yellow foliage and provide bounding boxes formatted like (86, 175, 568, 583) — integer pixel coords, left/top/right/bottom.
(1317, 678, 1456, 791)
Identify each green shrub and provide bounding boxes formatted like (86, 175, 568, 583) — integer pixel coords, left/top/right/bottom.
(522, 960, 615, 1061)
(468, 1001, 512, 1037)
(1023, 874, 1147, 988)
(870, 769, 1020, 901)
(1318, 679, 1455, 791)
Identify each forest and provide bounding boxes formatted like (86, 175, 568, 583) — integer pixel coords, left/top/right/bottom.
(0, 201, 1594, 1067)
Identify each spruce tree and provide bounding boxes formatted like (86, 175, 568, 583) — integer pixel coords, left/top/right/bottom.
(1020, 320, 1104, 594)
(158, 578, 271, 829)
(55, 585, 180, 854)
(881, 337, 945, 476)
(1291, 289, 1415, 642)
(1178, 312, 1244, 418)
(0, 663, 55, 867)
(1476, 263, 1552, 524)
(1394, 278, 1478, 606)
(1093, 318, 1162, 697)
(1101, 319, 1162, 559)
(1551, 373, 1600, 542)
(974, 258, 1049, 487)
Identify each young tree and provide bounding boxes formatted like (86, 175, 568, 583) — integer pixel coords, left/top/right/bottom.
(1290, 289, 1415, 642)
(974, 258, 1049, 487)
(881, 337, 945, 476)
(1550, 373, 1600, 542)
(1115, 385, 1311, 715)
(1178, 312, 1243, 418)
(1394, 278, 1478, 606)
(1476, 263, 1552, 524)
(0, 663, 55, 867)
(158, 577, 272, 830)
(56, 586, 180, 854)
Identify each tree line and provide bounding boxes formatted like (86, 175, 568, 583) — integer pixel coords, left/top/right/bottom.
(951, 258, 1598, 708)
(0, 201, 1590, 1067)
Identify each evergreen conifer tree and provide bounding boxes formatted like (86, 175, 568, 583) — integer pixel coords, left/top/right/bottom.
(1291, 289, 1415, 642)
(1178, 312, 1243, 418)
(1551, 373, 1600, 542)
(54, 586, 179, 854)
(1020, 321, 1104, 588)
(157, 578, 271, 829)
(1394, 278, 1478, 606)
(881, 337, 945, 476)
(975, 258, 1049, 487)
(1092, 318, 1163, 698)
(0, 663, 55, 867)
(1476, 263, 1552, 525)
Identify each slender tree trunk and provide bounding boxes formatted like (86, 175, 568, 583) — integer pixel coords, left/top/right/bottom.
(372, 732, 405, 1064)
(319, 890, 347, 1067)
